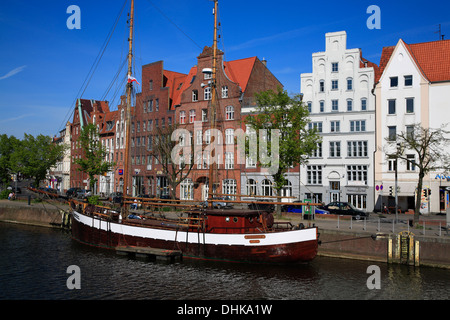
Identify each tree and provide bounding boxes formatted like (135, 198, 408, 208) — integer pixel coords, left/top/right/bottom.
(388, 123, 450, 223)
(152, 123, 194, 199)
(10, 134, 66, 188)
(0, 134, 20, 186)
(244, 87, 322, 215)
(74, 124, 114, 192)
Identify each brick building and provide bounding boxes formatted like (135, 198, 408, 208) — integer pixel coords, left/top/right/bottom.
(127, 46, 282, 200)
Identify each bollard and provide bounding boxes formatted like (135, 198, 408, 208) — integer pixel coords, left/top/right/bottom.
(337, 215, 340, 229)
(378, 217, 380, 232)
(28, 195, 31, 205)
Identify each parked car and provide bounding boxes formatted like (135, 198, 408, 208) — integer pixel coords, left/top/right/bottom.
(66, 187, 82, 197)
(76, 189, 92, 199)
(202, 196, 233, 209)
(281, 201, 330, 214)
(281, 200, 303, 213)
(247, 199, 275, 213)
(317, 201, 368, 219)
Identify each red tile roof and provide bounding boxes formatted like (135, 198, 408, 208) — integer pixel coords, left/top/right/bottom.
(375, 46, 395, 83)
(377, 39, 450, 83)
(406, 39, 450, 82)
(163, 70, 188, 110)
(224, 56, 257, 92)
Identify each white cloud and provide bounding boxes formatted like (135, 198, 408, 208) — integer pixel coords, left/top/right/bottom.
(0, 65, 27, 80)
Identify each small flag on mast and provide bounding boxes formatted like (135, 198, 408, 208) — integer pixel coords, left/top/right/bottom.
(127, 75, 140, 85)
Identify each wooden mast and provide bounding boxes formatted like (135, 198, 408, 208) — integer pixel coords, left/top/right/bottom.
(207, 0, 219, 208)
(122, 0, 134, 215)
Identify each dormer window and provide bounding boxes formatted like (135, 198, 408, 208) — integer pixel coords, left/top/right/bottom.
(192, 90, 198, 102)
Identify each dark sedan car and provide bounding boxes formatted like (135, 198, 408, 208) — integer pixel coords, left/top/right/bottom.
(318, 202, 369, 220)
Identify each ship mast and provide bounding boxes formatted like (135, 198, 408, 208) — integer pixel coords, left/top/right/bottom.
(122, 0, 134, 215)
(207, 0, 219, 208)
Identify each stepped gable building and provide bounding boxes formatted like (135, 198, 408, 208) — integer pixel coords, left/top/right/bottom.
(374, 39, 450, 213)
(175, 46, 282, 201)
(300, 31, 379, 212)
(70, 99, 110, 192)
(128, 61, 187, 197)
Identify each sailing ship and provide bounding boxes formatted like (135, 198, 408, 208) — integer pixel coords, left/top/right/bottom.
(69, 0, 319, 264)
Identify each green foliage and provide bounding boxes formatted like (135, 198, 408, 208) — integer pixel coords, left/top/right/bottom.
(0, 133, 66, 187)
(244, 87, 322, 194)
(74, 124, 115, 191)
(87, 195, 101, 205)
(0, 189, 10, 199)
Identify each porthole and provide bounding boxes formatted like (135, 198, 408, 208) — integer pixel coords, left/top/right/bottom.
(233, 217, 238, 223)
(225, 217, 230, 222)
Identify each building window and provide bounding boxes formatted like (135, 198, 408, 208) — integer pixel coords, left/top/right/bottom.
(310, 142, 322, 158)
(329, 141, 341, 158)
(388, 156, 397, 172)
(222, 179, 237, 199)
(388, 126, 396, 141)
(319, 80, 325, 92)
(308, 122, 323, 132)
(307, 101, 312, 113)
(180, 111, 186, 124)
(348, 194, 367, 210)
(347, 141, 368, 157)
(406, 98, 414, 113)
(331, 80, 338, 90)
(361, 98, 367, 111)
(350, 120, 366, 132)
(347, 99, 353, 111)
(330, 121, 340, 133)
(222, 86, 228, 98)
(347, 165, 368, 185)
(307, 165, 322, 185)
(226, 105, 234, 120)
(281, 180, 292, 199)
(261, 179, 273, 196)
(192, 90, 198, 102)
(347, 78, 353, 90)
(246, 154, 256, 168)
(404, 75, 413, 86)
(332, 100, 339, 112)
(406, 154, 416, 171)
(406, 125, 414, 139)
(225, 152, 234, 169)
(189, 109, 196, 123)
(155, 99, 159, 111)
(332, 62, 339, 72)
(319, 100, 325, 112)
(246, 179, 257, 196)
(225, 128, 234, 145)
(149, 80, 153, 90)
(202, 109, 208, 122)
(388, 99, 396, 114)
(148, 100, 153, 112)
(390, 76, 398, 88)
(204, 87, 211, 100)
(180, 178, 194, 200)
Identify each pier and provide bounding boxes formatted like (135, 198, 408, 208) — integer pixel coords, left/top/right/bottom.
(115, 245, 182, 262)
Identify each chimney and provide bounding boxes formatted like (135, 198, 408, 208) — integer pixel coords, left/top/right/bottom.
(262, 57, 267, 67)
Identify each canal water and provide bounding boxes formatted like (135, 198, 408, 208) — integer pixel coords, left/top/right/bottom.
(0, 222, 449, 300)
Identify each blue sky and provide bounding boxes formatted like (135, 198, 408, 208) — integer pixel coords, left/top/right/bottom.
(1, 0, 449, 139)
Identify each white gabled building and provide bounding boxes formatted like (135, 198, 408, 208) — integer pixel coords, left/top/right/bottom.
(300, 31, 378, 211)
(374, 39, 450, 214)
